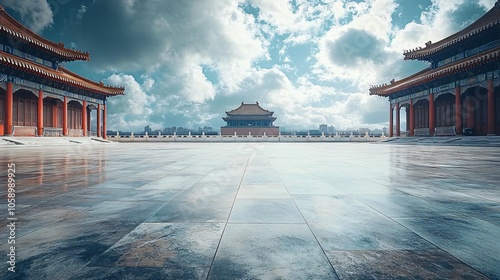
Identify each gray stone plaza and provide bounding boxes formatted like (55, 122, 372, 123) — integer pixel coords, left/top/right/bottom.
(1, 142, 499, 279)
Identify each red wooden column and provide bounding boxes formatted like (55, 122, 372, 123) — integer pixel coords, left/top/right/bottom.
(429, 93, 435, 136)
(5, 82, 13, 135)
(389, 103, 393, 137)
(409, 99, 415, 136)
(455, 87, 462, 134)
(102, 104, 107, 139)
(37, 89, 43, 136)
(97, 103, 101, 137)
(63, 96, 68, 136)
(487, 79, 496, 135)
(82, 100, 87, 136)
(395, 102, 400, 136)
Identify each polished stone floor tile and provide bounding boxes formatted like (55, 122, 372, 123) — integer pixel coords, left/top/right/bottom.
(1, 219, 140, 280)
(1, 142, 499, 279)
(87, 179, 147, 189)
(110, 188, 184, 202)
(136, 174, 204, 190)
(1, 204, 84, 239)
(293, 194, 383, 223)
(329, 178, 395, 194)
(353, 193, 457, 218)
(293, 195, 434, 250)
(395, 215, 500, 279)
(326, 250, 488, 279)
(147, 194, 234, 223)
(93, 223, 224, 270)
(208, 224, 338, 279)
(82, 200, 166, 223)
(237, 184, 291, 198)
(229, 198, 305, 224)
(281, 176, 346, 195)
(69, 266, 209, 280)
(241, 173, 282, 185)
(308, 218, 435, 251)
(198, 168, 245, 186)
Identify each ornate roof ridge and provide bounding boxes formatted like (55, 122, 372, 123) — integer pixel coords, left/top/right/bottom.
(403, 2, 500, 61)
(58, 66, 124, 91)
(370, 46, 500, 96)
(369, 68, 431, 91)
(0, 52, 124, 95)
(0, 5, 90, 61)
(225, 102, 274, 115)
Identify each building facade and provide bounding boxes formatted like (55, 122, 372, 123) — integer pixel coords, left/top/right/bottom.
(221, 102, 279, 136)
(0, 5, 124, 138)
(370, 1, 500, 137)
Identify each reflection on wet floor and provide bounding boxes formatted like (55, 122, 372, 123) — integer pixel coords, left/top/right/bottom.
(0, 143, 499, 279)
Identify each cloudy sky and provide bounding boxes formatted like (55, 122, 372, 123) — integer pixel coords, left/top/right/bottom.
(1, 0, 495, 131)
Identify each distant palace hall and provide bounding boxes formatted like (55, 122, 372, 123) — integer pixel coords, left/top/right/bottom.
(0, 5, 124, 138)
(221, 102, 279, 136)
(370, 1, 500, 137)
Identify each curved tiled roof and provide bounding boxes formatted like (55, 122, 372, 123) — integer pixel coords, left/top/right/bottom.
(0, 5, 90, 61)
(223, 115, 277, 121)
(369, 46, 500, 96)
(403, 1, 500, 61)
(226, 102, 274, 115)
(0, 52, 124, 95)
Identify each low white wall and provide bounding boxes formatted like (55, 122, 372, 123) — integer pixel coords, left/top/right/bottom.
(108, 134, 386, 143)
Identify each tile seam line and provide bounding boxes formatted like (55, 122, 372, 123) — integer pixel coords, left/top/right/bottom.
(393, 220, 493, 279)
(205, 149, 251, 279)
(352, 195, 492, 279)
(271, 156, 341, 280)
(142, 166, 219, 222)
(65, 161, 221, 279)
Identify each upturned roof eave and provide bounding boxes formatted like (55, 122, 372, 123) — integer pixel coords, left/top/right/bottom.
(0, 51, 124, 95)
(370, 46, 500, 96)
(403, 2, 500, 60)
(0, 5, 90, 61)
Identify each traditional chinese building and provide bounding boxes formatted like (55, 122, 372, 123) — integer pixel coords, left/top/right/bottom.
(221, 102, 279, 136)
(0, 5, 124, 138)
(370, 1, 500, 137)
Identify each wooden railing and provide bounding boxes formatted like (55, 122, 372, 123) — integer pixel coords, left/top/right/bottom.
(434, 126, 456, 136)
(414, 128, 430, 137)
(13, 126, 37, 136)
(68, 129, 83, 137)
(43, 127, 63, 137)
